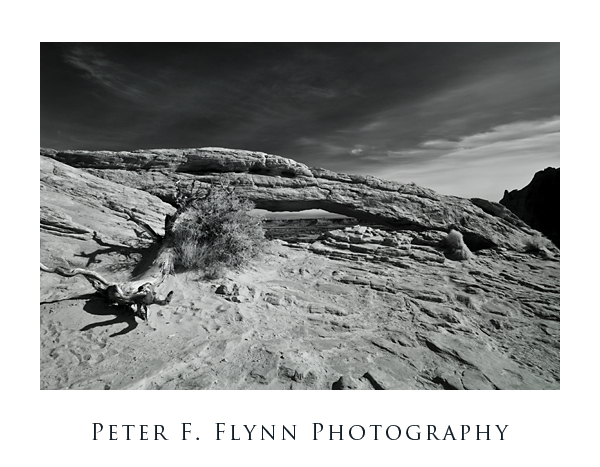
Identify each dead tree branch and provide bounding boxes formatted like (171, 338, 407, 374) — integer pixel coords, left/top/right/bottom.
(123, 209, 162, 241)
(40, 263, 173, 323)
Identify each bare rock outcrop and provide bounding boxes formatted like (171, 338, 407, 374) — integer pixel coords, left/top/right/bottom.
(40, 155, 175, 303)
(500, 167, 560, 247)
(42, 147, 544, 252)
(39, 147, 560, 390)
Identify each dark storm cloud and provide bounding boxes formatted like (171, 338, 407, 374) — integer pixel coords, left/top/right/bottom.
(40, 42, 559, 199)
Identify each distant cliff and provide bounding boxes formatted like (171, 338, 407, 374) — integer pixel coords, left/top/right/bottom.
(500, 167, 560, 247)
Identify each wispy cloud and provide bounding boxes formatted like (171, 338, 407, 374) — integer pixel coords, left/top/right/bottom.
(371, 116, 560, 200)
(63, 45, 147, 101)
(388, 116, 559, 158)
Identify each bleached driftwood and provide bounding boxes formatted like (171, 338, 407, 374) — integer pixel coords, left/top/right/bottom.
(40, 263, 173, 323)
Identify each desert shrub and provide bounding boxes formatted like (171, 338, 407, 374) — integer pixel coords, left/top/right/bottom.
(169, 185, 266, 277)
(443, 229, 472, 261)
(523, 233, 553, 253)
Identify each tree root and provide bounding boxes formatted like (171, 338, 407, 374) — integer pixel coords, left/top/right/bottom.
(40, 263, 173, 323)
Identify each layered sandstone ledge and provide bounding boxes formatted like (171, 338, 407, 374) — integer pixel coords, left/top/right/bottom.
(41, 147, 546, 252)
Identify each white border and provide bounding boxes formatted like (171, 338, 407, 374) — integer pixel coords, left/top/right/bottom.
(5, 2, 595, 465)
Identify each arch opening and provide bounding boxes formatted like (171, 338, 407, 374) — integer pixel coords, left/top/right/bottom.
(249, 208, 359, 243)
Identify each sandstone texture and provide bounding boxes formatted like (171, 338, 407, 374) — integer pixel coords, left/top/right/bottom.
(40, 148, 560, 390)
(42, 147, 545, 251)
(500, 167, 560, 247)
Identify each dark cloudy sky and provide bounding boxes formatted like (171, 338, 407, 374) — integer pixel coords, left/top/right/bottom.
(40, 43, 559, 200)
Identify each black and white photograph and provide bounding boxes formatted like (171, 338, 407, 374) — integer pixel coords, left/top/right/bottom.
(40, 42, 560, 391)
(7, 0, 597, 463)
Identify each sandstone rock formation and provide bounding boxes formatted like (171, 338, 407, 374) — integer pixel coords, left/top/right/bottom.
(40, 148, 560, 390)
(500, 167, 560, 247)
(41, 147, 547, 252)
(40, 155, 175, 303)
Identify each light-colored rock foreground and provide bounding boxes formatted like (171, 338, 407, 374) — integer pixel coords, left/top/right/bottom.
(40, 148, 559, 389)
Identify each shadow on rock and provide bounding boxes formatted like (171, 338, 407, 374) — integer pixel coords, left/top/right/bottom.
(81, 295, 139, 337)
(130, 241, 163, 277)
(75, 244, 146, 269)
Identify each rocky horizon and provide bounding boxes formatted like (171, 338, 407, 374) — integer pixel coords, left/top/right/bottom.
(40, 147, 559, 390)
(501, 167, 560, 247)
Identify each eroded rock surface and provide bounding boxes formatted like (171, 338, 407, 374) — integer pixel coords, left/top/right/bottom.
(40, 156, 175, 303)
(42, 147, 547, 251)
(40, 148, 560, 390)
